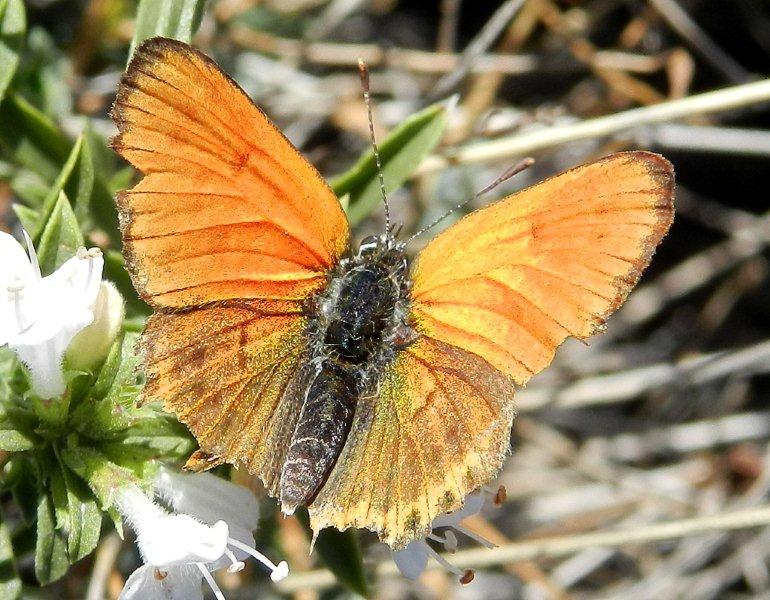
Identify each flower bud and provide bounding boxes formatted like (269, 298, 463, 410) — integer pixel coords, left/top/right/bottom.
(66, 281, 124, 372)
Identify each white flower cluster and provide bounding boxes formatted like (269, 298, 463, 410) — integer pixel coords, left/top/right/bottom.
(0, 230, 114, 398)
(116, 467, 288, 600)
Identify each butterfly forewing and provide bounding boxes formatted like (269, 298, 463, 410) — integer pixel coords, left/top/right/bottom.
(112, 37, 349, 308)
(411, 152, 674, 384)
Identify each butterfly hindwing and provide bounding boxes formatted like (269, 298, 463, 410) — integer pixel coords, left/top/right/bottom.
(309, 336, 515, 547)
(142, 303, 309, 493)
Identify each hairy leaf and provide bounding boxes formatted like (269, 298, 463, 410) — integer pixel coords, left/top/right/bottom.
(0, 0, 25, 103)
(130, 0, 208, 58)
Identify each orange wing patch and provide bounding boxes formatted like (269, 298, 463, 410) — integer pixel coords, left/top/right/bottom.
(112, 37, 349, 307)
(309, 336, 516, 548)
(411, 152, 674, 384)
(142, 302, 309, 493)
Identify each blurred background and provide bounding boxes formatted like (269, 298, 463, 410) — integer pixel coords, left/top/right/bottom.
(4, 0, 770, 598)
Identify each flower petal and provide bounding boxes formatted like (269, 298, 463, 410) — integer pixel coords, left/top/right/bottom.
(0, 232, 37, 346)
(139, 515, 229, 567)
(117, 485, 229, 567)
(392, 541, 429, 580)
(0, 231, 35, 286)
(432, 491, 485, 528)
(155, 469, 259, 547)
(6, 249, 104, 398)
(21, 229, 41, 280)
(66, 281, 125, 371)
(9, 305, 93, 399)
(119, 564, 205, 600)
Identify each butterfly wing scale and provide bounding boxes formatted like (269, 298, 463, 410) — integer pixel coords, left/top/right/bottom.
(310, 152, 673, 547)
(112, 38, 349, 489)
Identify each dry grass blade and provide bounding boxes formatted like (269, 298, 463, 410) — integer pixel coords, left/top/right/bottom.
(278, 505, 770, 592)
(417, 78, 770, 174)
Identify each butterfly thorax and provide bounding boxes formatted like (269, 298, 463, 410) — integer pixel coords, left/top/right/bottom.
(280, 233, 414, 513)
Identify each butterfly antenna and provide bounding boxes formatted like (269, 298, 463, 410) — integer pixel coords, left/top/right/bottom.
(357, 59, 391, 232)
(405, 157, 535, 245)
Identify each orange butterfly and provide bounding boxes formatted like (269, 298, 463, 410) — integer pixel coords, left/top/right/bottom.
(112, 37, 674, 548)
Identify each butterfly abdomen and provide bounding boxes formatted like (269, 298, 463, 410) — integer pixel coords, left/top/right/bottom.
(280, 364, 357, 512)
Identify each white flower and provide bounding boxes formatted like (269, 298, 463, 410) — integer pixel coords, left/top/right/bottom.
(392, 486, 506, 584)
(116, 468, 288, 600)
(0, 231, 103, 398)
(66, 281, 125, 371)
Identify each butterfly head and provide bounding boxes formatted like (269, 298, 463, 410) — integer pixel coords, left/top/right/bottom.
(356, 231, 406, 271)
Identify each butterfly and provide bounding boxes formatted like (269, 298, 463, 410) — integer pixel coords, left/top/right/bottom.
(111, 37, 674, 549)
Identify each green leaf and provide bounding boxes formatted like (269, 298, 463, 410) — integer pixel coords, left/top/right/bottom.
(89, 333, 126, 402)
(30, 132, 102, 243)
(47, 452, 68, 529)
(34, 492, 69, 585)
(315, 528, 368, 596)
(39, 448, 98, 563)
(0, 513, 21, 600)
(130, 0, 208, 58)
(296, 509, 368, 596)
(108, 165, 134, 196)
(8, 456, 38, 523)
(60, 446, 138, 511)
(31, 134, 84, 240)
(11, 203, 36, 233)
(0, 0, 25, 103)
(28, 392, 70, 429)
(71, 333, 144, 439)
(82, 126, 121, 244)
(69, 135, 95, 226)
(9, 169, 48, 208)
(0, 426, 34, 452)
(331, 102, 448, 226)
(101, 416, 195, 465)
(0, 406, 38, 451)
(84, 124, 117, 184)
(0, 93, 70, 182)
(0, 347, 18, 399)
(36, 191, 84, 274)
(59, 458, 102, 562)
